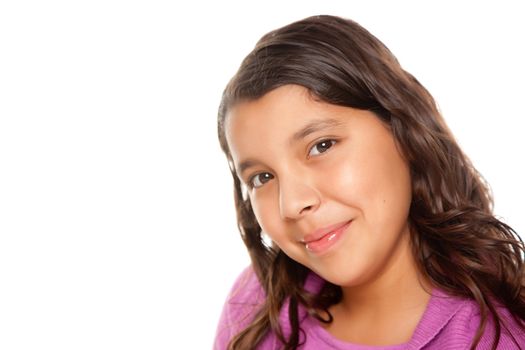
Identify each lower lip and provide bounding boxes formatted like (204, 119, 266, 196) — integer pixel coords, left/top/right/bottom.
(305, 221, 351, 255)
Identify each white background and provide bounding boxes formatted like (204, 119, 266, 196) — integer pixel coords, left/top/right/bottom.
(0, 1, 523, 349)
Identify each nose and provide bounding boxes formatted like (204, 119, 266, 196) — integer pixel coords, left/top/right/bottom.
(278, 174, 321, 220)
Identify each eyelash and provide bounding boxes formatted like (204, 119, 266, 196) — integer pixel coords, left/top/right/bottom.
(247, 139, 337, 189)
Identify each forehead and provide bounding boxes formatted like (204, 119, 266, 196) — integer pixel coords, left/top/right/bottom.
(226, 85, 311, 129)
(224, 85, 356, 176)
(225, 85, 344, 146)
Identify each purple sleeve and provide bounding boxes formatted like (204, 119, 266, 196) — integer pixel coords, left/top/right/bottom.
(213, 266, 265, 350)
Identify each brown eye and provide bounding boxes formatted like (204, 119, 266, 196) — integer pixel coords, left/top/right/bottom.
(308, 139, 336, 156)
(250, 172, 274, 189)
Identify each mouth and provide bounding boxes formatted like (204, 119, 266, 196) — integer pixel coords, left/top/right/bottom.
(301, 220, 352, 254)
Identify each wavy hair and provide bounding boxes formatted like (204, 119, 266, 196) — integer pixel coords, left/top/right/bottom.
(217, 15, 525, 350)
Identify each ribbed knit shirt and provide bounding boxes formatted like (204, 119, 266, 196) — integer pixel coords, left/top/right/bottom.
(214, 267, 525, 349)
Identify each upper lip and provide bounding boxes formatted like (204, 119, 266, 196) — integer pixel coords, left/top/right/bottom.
(300, 220, 352, 244)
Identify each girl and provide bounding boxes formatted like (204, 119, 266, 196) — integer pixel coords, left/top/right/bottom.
(214, 15, 525, 350)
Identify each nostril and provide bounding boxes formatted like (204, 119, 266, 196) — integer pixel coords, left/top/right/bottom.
(278, 181, 321, 220)
(302, 205, 313, 212)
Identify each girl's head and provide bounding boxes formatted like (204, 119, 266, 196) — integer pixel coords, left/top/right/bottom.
(224, 84, 415, 288)
(218, 14, 491, 273)
(217, 15, 523, 349)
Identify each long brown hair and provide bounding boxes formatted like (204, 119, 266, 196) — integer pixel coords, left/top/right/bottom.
(217, 15, 525, 350)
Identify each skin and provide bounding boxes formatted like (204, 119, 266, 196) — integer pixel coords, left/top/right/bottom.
(225, 84, 432, 345)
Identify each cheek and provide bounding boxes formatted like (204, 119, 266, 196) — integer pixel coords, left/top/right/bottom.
(249, 196, 284, 242)
(362, 155, 412, 228)
(321, 146, 412, 222)
(318, 151, 378, 204)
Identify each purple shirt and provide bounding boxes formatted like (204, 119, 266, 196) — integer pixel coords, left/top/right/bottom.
(214, 267, 525, 349)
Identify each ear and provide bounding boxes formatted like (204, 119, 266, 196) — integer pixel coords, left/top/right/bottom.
(241, 182, 249, 201)
(261, 231, 273, 249)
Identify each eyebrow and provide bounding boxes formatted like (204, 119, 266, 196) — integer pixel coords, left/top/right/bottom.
(290, 118, 344, 144)
(236, 118, 344, 177)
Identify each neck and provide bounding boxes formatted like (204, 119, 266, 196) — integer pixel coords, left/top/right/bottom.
(335, 228, 433, 324)
(322, 230, 433, 345)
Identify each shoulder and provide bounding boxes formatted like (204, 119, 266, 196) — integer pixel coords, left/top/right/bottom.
(466, 298, 525, 349)
(419, 290, 525, 349)
(213, 266, 266, 350)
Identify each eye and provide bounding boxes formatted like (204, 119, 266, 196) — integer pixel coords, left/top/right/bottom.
(249, 172, 274, 189)
(308, 139, 336, 157)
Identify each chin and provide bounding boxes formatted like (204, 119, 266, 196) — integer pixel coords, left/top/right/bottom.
(315, 267, 371, 288)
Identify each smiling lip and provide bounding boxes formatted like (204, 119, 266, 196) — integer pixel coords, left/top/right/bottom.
(301, 220, 352, 254)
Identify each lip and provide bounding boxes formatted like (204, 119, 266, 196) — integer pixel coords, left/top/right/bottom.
(302, 220, 352, 243)
(301, 220, 352, 255)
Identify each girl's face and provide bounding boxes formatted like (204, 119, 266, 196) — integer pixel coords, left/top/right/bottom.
(225, 84, 413, 288)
